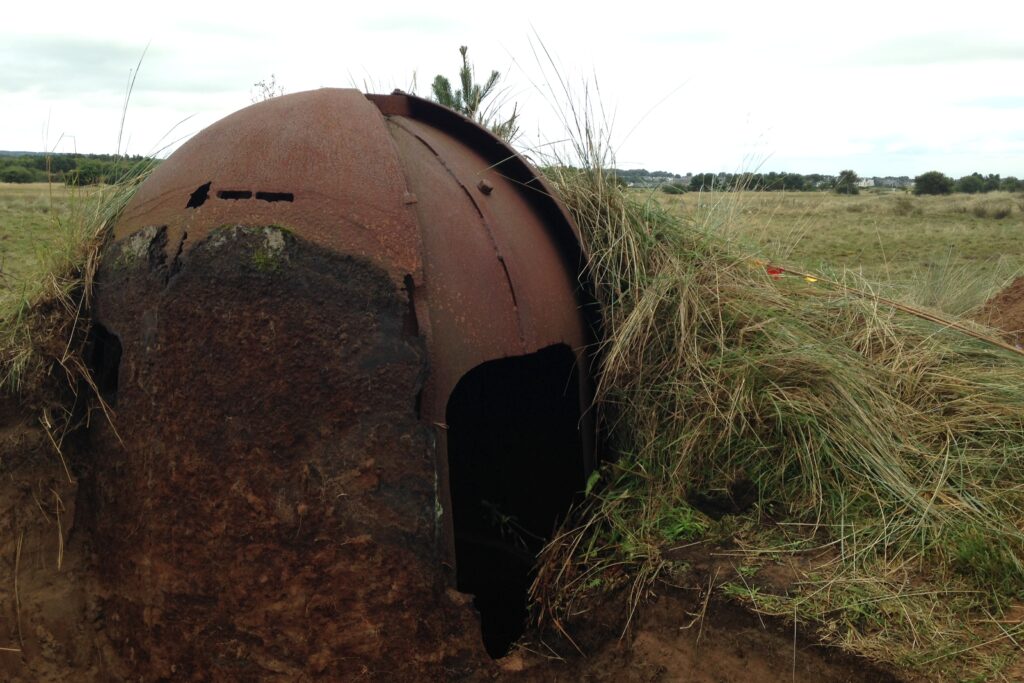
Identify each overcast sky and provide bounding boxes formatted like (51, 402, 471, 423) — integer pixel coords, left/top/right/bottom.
(2, 0, 1022, 177)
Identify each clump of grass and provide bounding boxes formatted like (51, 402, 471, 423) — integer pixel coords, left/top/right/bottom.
(892, 195, 919, 217)
(896, 248, 1018, 316)
(0, 168, 151, 402)
(530, 103, 1024, 679)
(972, 199, 1014, 220)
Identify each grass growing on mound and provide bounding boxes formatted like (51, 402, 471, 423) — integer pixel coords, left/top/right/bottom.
(0, 171, 150, 401)
(535, 163, 1024, 680)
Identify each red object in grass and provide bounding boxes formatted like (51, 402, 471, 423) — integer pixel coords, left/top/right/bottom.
(766, 265, 784, 279)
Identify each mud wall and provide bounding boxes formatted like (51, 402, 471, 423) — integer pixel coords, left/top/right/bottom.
(81, 224, 485, 679)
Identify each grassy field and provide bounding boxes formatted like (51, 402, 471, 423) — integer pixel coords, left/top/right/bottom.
(648, 188, 1024, 314)
(4, 181, 1023, 316)
(0, 182, 83, 308)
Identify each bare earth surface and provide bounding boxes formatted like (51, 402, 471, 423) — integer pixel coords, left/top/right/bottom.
(975, 275, 1024, 345)
(0, 395, 900, 681)
(500, 588, 903, 683)
(0, 400, 107, 681)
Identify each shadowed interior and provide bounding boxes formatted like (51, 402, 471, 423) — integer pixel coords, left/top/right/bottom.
(446, 343, 587, 657)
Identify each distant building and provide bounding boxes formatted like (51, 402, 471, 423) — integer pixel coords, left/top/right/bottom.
(874, 176, 913, 189)
(623, 172, 688, 189)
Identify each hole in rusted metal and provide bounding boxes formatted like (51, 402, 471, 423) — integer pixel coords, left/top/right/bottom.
(87, 323, 123, 406)
(217, 190, 253, 200)
(185, 182, 211, 209)
(445, 344, 586, 658)
(256, 191, 294, 202)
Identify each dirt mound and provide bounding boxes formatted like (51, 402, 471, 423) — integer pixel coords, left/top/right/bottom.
(1, 224, 490, 681)
(974, 275, 1024, 344)
(498, 585, 903, 683)
(0, 399, 110, 681)
(83, 225, 487, 679)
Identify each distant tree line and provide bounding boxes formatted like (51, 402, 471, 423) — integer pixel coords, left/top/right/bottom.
(650, 171, 847, 193)
(626, 168, 1023, 195)
(0, 152, 153, 185)
(912, 171, 1021, 195)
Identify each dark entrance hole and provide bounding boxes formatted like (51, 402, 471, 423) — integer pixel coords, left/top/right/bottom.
(446, 343, 587, 658)
(86, 323, 123, 406)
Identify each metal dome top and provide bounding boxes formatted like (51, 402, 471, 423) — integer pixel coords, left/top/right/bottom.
(113, 88, 595, 426)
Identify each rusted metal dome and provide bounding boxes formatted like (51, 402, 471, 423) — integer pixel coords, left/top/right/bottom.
(89, 89, 596, 678)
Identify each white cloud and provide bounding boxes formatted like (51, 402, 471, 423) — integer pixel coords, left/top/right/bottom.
(1, 0, 1022, 175)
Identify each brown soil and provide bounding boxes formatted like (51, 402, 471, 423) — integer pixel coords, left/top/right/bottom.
(489, 541, 904, 683)
(2, 226, 488, 681)
(499, 588, 902, 683)
(0, 396, 902, 683)
(974, 275, 1024, 344)
(0, 399, 108, 681)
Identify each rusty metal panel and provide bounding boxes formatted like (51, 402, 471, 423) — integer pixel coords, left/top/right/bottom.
(381, 114, 588, 420)
(366, 93, 585, 258)
(383, 119, 525, 412)
(370, 96, 600, 594)
(115, 89, 424, 283)
(367, 94, 595, 417)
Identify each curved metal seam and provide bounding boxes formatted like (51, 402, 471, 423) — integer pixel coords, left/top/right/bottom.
(385, 117, 526, 350)
(367, 92, 602, 359)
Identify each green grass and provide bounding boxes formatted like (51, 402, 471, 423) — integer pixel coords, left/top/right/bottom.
(0, 183, 78, 306)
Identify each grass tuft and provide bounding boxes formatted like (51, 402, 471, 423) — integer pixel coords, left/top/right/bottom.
(1, 168, 151, 403)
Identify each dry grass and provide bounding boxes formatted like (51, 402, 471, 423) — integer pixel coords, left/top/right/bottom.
(529, 116, 1024, 679)
(651, 189, 1024, 316)
(0, 172, 149, 403)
